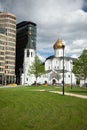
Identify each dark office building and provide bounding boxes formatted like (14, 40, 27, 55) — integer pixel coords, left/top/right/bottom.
(16, 21, 37, 84)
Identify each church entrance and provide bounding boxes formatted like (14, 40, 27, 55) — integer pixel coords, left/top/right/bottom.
(52, 79, 56, 85)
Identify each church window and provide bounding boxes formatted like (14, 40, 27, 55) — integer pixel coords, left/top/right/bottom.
(27, 50, 29, 57)
(31, 52, 33, 57)
(29, 27, 32, 30)
(68, 75, 70, 78)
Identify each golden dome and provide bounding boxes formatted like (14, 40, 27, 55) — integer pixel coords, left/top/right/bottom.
(53, 39, 63, 49)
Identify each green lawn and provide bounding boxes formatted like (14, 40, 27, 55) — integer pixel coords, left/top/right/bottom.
(24, 85, 87, 95)
(60, 85, 87, 95)
(0, 86, 87, 130)
(65, 86, 87, 95)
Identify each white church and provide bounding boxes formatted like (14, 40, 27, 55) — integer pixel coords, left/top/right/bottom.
(21, 39, 77, 86)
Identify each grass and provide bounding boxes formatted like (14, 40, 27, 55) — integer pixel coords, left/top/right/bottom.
(0, 86, 87, 130)
(32, 85, 87, 96)
(64, 86, 87, 95)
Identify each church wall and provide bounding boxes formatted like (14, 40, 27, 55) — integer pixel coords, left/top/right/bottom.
(20, 38, 77, 86)
(21, 48, 36, 85)
(54, 48, 63, 57)
(44, 56, 76, 85)
(45, 59, 52, 71)
(64, 72, 76, 85)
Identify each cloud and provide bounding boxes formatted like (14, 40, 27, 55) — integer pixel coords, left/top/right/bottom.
(37, 52, 45, 62)
(71, 54, 78, 59)
(0, 0, 87, 59)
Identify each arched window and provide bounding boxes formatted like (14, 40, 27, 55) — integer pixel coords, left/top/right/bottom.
(27, 50, 29, 57)
(31, 52, 33, 57)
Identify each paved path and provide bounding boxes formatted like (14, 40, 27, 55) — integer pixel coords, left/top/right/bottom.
(49, 91, 87, 99)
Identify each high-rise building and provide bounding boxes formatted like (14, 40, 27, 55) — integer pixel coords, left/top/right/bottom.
(0, 12, 16, 85)
(16, 21, 37, 84)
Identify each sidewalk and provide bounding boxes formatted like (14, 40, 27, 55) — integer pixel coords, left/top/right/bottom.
(49, 91, 87, 99)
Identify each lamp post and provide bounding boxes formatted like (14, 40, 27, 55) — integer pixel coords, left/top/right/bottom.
(71, 70, 72, 89)
(62, 45, 65, 95)
(70, 61, 73, 89)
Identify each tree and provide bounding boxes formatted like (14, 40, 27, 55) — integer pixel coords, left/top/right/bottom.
(73, 49, 87, 86)
(28, 56, 45, 85)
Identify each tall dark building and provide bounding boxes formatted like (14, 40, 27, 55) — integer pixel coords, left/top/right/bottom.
(16, 21, 37, 84)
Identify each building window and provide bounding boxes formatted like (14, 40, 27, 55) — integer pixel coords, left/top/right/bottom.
(27, 50, 29, 57)
(57, 66, 59, 69)
(68, 75, 70, 78)
(31, 52, 32, 57)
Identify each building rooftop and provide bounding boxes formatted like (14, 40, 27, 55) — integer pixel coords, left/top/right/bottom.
(53, 39, 64, 49)
(17, 21, 36, 28)
(46, 55, 77, 61)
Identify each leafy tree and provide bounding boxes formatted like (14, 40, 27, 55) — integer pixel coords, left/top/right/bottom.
(28, 56, 45, 85)
(73, 49, 87, 86)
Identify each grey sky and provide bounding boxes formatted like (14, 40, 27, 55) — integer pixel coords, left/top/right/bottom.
(0, 0, 87, 60)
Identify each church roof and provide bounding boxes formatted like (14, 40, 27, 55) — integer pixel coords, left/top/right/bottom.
(53, 39, 64, 49)
(45, 55, 77, 61)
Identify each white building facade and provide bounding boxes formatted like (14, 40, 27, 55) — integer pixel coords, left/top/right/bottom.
(21, 48, 36, 85)
(21, 39, 77, 86)
(39, 39, 77, 85)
